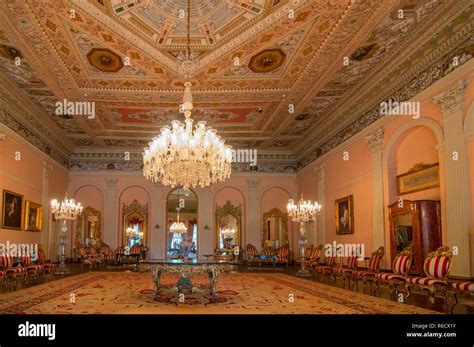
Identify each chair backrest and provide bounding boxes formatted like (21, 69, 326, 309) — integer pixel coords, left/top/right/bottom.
(38, 249, 46, 265)
(347, 255, 359, 269)
(262, 249, 273, 256)
(246, 244, 257, 256)
(368, 246, 385, 271)
(326, 256, 336, 266)
(392, 246, 413, 275)
(79, 248, 87, 257)
(278, 246, 289, 259)
(115, 247, 125, 255)
(423, 246, 453, 279)
(101, 245, 112, 256)
(0, 254, 14, 269)
(311, 244, 323, 259)
(304, 245, 313, 258)
(130, 245, 141, 255)
(22, 251, 32, 266)
(90, 247, 97, 256)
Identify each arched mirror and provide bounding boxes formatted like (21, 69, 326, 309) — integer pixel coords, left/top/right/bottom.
(166, 188, 198, 259)
(122, 199, 148, 248)
(75, 206, 102, 248)
(215, 201, 242, 252)
(263, 208, 288, 250)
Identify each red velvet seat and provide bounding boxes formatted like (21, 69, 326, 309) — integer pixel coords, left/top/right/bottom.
(21, 251, 43, 284)
(0, 254, 26, 290)
(314, 256, 337, 284)
(37, 248, 56, 277)
(334, 255, 359, 290)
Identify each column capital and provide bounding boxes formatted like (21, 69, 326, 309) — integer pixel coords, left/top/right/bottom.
(105, 177, 119, 189)
(313, 163, 325, 180)
(246, 178, 260, 190)
(365, 128, 384, 153)
(433, 80, 466, 115)
(42, 160, 53, 172)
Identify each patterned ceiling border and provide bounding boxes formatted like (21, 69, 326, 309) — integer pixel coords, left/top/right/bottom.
(68, 149, 297, 173)
(298, 37, 474, 169)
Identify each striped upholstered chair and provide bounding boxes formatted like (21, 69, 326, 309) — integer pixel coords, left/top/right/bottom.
(300, 245, 313, 265)
(0, 253, 27, 290)
(449, 281, 474, 313)
(37, 248, 56, 278)
(333, 255, 359, 290)
(306, 244, 323, 268)
(99, 244, 115, 267)
(375, 246, 413, 299)
(275, 245, 290, 267)
(314, 255, 337, 284)
(21, 251, 43, 284)
(406, 246, 453, 304)
(353, 246, 385, 293)
(246, 244, 258, 266)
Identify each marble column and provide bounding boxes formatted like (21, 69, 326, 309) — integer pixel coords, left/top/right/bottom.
(104, 178, 119, 249)
(246, 178, 260, 254)
(365, 128, 386, 261)
(314, 164, 326, 248)
(41, 161, 53, 257)
(433, 80, 472, 277)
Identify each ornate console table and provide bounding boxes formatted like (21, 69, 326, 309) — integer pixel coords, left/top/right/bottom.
(140, 259, 231, 299)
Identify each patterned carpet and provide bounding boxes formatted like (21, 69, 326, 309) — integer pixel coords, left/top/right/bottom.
(0, 271, 437, 314)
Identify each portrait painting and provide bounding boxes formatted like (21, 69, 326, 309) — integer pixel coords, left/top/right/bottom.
(24, 201, 42, 232)
(2, 190, 24, 230)
(335, 195, 354, 235)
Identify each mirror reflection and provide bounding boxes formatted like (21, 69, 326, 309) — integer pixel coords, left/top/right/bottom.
(263, 208, 288, 250)
(215, 201, 242, 257)
(166, 188, 198, 259)
(395, 213, 413, 253)
(122, 199, 148, 248)
(76, 206, 102, 247)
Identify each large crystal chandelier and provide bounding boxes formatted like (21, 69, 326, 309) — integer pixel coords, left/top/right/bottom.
(50, 195, 83, 220)
(143, 0, 232, 190)
(287, 195, 322, 223)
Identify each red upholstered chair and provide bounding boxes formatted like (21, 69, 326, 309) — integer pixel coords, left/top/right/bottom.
(299, 244, 313, 265)
(21, 251, 43, 284)
(99, 244, 115, 267)
(246, 244, 258, 267)
(0, 253, 26, 290)
(353, 246, 385, 293)
(0, 270, 6, 291)
(406, 246, 453, 304)
(314, 255, 337, 284)
(306, 244, 323, 268)
(375, 246, 413, 299)
(36, 247, 56, 278)
(333, 255, 359, 290)
(78, 247, 94, 269)
(449, 281, 474, 313)
(275, 245, 290, 267)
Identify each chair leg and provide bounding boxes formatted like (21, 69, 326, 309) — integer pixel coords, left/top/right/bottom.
(405, 283, 411, 300)
(428, 287, 436, 304)
(374, 280, 380, 296)
(449, 292, 459, 313)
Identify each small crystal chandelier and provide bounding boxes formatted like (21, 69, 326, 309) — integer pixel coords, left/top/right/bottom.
(170, 209, 187, 234)
(287, 195, 322, 222)
(143, 0, 232, 190)
(221, 228, 235, 239)
(50, 195, 83, 220)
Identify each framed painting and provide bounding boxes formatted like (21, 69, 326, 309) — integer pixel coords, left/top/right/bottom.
(24, 201, 42, 232)
(2, 190, 24, 230)
(397, 163, 439, 195)
(335, 195, 354, 235)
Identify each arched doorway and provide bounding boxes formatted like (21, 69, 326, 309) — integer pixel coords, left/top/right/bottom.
(166, 187, 198, 259)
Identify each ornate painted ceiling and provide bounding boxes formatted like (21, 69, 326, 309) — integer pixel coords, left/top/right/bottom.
(0, 0, 472, 172)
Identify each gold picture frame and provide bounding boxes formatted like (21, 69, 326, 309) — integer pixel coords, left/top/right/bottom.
(397, 163, 440, 195)
(2, 190, 24, 230)
(335, 195, 354, 235)
(24, 200, 42, 232)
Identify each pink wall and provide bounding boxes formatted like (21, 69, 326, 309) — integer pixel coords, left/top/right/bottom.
(298, 73, 474, 276)
(0, 129, 68, 253)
